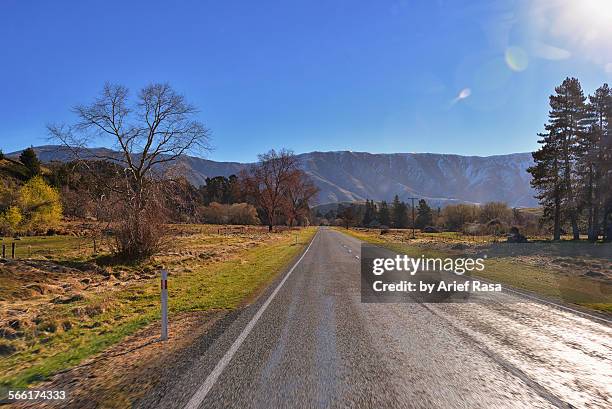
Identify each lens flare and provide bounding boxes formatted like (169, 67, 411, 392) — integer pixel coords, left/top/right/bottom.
(505, 46, 529, 71)
(458, 88, 471, 99)
(450, 88, 471, 106)
(526, 0, 612, 65)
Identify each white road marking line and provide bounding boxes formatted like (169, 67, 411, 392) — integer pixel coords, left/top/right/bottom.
(183, 230, 319, 409)
(336, 229, 612, 326)
(503, 286, 612, 325)
(470, 275, 612, 325)
(421, 303, 574, 409)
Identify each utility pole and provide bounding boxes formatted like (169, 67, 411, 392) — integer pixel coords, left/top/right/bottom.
(407, 197, 418, 239)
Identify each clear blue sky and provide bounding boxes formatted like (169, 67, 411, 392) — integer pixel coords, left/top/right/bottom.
(1, 0, 611, 162)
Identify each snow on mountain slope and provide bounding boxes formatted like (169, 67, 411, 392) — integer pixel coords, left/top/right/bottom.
(298, 151, 536, 207)
(16, 146, 537, 207)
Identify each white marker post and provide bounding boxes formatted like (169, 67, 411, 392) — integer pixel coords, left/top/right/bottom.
(161, 270, 168, 341)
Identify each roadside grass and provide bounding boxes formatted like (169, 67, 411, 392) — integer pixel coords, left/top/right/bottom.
(0, 227, 316, 389)
(337, 228, 612, 313)
(1, 223, 275, 262)
(339, 227, 598, 244)
(0, 235, 93, 260)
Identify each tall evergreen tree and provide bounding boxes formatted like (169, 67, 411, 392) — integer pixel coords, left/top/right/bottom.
(547, 77, 587, 239)
(581, 84, 612, 241)
(324, 209, 336, 221)
(370, 200, 379, 224)
(596, 86, 612, 241)
(338, 203, 359, 229)
(528, 129, 564, 240)
(391, 195, 409, 228)
(415, 199, 433, 229)
(379, 200, 390, 227)
(19, 147, 41, 177)
(362, 199, 375, 226)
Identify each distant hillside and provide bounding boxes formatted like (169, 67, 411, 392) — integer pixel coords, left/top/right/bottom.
(10, 146, 538, 207)
(299, 151, 536, 207)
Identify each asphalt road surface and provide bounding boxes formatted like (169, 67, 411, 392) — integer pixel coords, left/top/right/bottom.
(139, 228, 612, 409)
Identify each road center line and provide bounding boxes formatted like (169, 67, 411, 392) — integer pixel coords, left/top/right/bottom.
(183, 230, 319, 409)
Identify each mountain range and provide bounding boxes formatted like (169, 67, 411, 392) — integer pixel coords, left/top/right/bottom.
(12, 146, 538, 207)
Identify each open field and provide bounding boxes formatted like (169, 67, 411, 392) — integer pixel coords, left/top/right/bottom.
(337, 227, 612, 314)
(0, 224, 316, 391)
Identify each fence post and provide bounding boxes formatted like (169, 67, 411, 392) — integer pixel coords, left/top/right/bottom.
(2, 244, 4, 259)
(161, 270, 168, 341)
(11, 242, 15, 259)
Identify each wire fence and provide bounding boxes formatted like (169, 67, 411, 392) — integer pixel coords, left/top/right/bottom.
(0, 224, 302, 260)
(0, 236, 112, 260)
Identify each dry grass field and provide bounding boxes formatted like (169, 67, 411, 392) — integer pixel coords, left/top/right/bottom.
(338, 227, 612, 314)
(0, 224, 316, 394)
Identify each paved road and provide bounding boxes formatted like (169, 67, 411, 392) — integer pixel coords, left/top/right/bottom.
(140, 228, 612, 409)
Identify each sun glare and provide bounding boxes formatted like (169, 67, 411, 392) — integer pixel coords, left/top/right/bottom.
(533, 0, 612, 63)
(560, 0, 612, 38)
(579, 0, 612, 20)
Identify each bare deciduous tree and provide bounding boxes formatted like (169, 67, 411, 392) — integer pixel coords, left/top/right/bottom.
(49, 82, 210, 259)
(283, 169, 319, 226)
(241, 149, 299, 232)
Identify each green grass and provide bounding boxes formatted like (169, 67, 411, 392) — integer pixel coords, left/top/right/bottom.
(337, 227, 612, 313)
(0, 235, 93, 260)
(0, 227, 316, 389)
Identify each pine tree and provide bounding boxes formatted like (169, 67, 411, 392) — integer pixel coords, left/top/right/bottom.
(370, 200, 379, 224)
(604, 126, 612, 240)
(362, 199, 374, 227)
(547, 77, 587, 239)
(379, 201, 390, 227)
(391, 195, 409, 228)
(19, 147, 41, 177)
(581, 84, 612, 241)
(415, 199, 433, 229)
(338, 203, 358, 229)
(528, 129, 563, 240)
(594, 85, 612, 241)
(391, 195, 401, 227)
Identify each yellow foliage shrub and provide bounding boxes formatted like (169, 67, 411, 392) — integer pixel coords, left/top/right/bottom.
(17, 176, 62, 233)
(0, 206, 23, 234)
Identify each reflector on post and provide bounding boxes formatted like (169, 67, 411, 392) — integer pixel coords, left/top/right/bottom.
(161, 270, 168, 341)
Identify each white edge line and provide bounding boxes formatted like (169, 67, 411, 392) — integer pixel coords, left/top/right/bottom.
(471, 275, 612, 325)
(336, 229, 611, 325)
(184, 230, 319, 409)
(502, 286, 612, 325)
